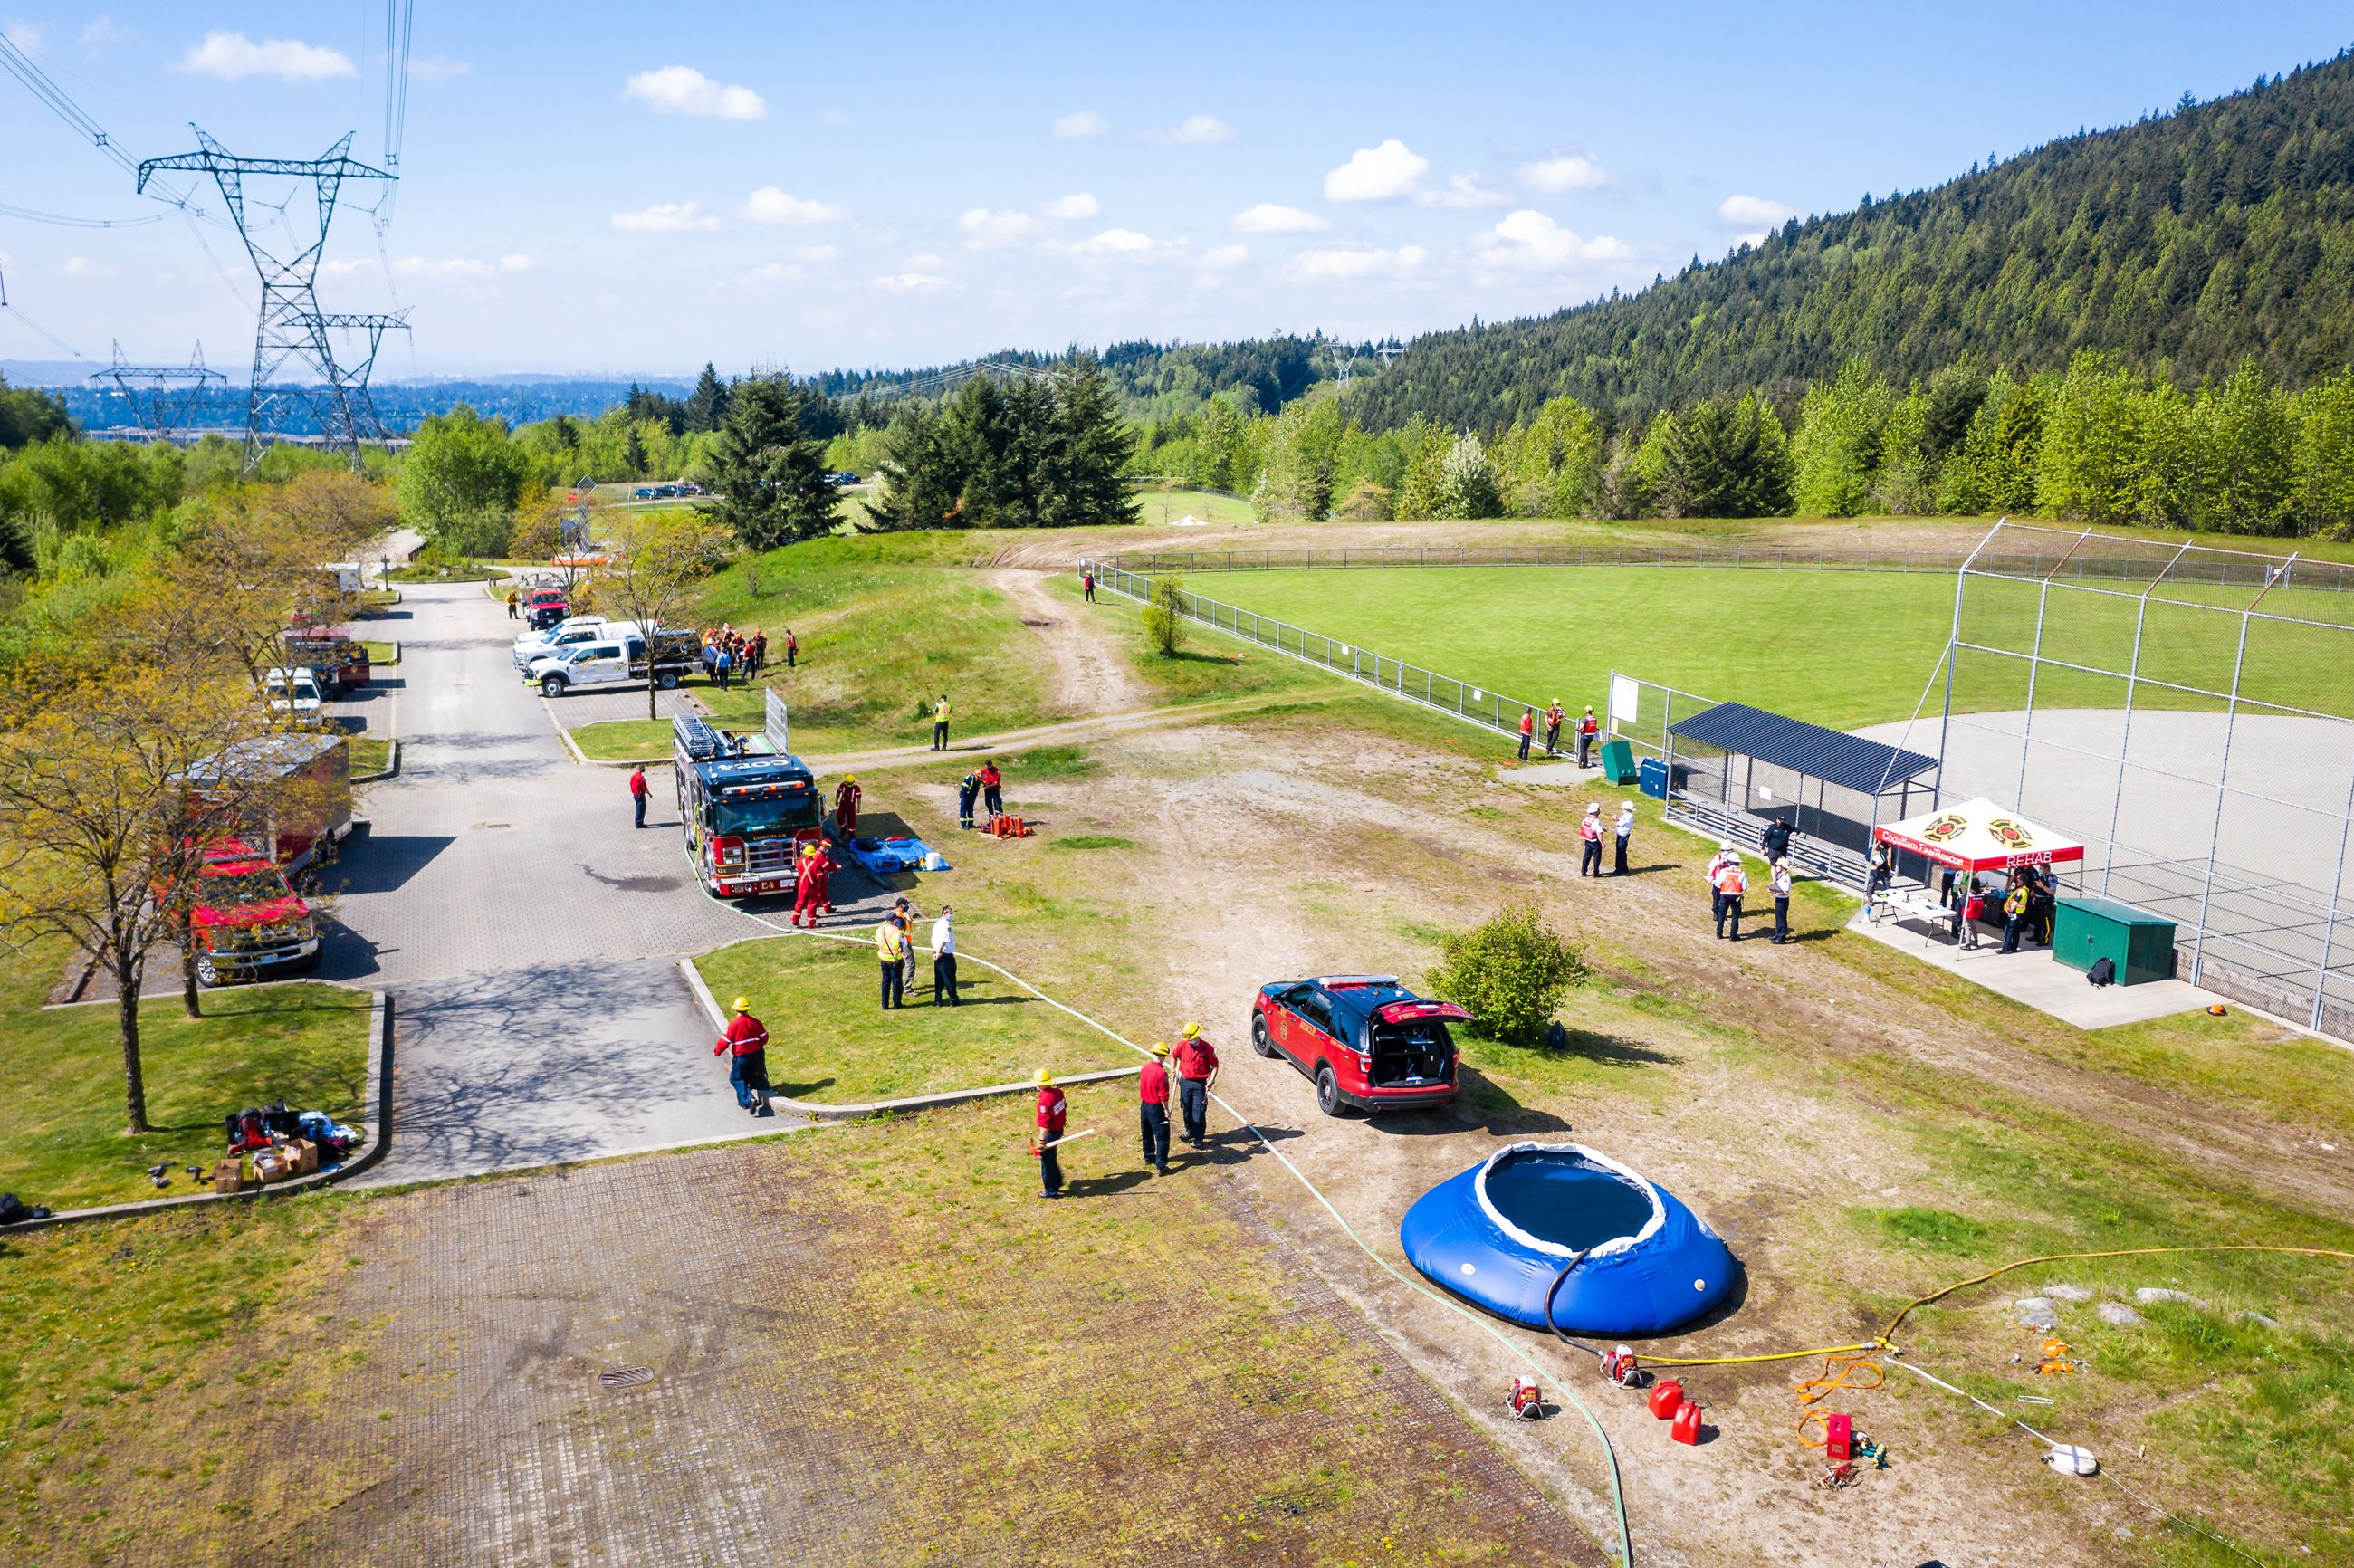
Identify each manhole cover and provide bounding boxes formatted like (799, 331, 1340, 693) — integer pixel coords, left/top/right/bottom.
(598, 1366, 655, 1391)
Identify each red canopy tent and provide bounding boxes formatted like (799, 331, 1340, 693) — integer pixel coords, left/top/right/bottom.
(1873, 796, 2085, 874)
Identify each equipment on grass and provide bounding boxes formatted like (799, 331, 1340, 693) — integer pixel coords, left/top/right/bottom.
(1034, 1128, 1097, 1152)
(1670, 1400, 1703, 1445)
(1646, 1380, 1685, 1420)
(2044, 1443, 2100, 1477)
(2207, 1003, 2229, 1016)
(2035, 1337, 2086, 1376)
(1402, 1142, 1738, 1334)
(1508, 1376, 1545, 1420)
(986, 814, 1030, 839)
(1599, 1345, 1646, 1388)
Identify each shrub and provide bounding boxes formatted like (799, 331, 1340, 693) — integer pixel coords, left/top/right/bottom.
(1140, 575, 1187, 658)
(1423, 904, 1588, 1047)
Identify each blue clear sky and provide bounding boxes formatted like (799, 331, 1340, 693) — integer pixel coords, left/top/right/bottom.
(2, 2, 2350, 378)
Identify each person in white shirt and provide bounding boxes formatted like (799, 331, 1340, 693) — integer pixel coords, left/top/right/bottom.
(1612, 801, 1635, 875)
(930, 905, 959, 1007)
(1769, 859, 1794, 943)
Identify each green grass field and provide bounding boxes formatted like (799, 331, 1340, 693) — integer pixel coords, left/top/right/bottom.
(1180, 563, 2354, 730)
(1129, 486, 1258, 529)
(694, 934, 1132, 1103)
(0, 953, 373, 1210)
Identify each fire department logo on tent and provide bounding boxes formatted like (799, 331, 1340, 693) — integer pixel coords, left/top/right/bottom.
(1920, 813, 1968, 843)
(1987, 817, 2034, 850)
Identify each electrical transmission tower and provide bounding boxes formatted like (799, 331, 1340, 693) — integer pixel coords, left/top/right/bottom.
(88, 340, 228, 442)
(136, 129, 408, 471)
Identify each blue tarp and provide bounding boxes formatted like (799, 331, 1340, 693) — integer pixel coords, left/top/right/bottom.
(847, 835, 948, 875)
(1399, 1143, 1738, 1335)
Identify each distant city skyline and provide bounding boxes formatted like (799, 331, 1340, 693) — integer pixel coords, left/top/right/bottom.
(3, 2, 2350, 376)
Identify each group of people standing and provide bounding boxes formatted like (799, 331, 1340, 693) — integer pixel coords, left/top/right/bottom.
(1517, 701, 1602, 765)
(698, 625, 799, 690)
(1034, 1020, 1219, 1198)
(1703, 815, 1804, 943)
(956, 762, 1005, 828)
(1939, 863, 2057, 953)
(1576, 800, 1638, 876)
(875, 895, 957, 1009)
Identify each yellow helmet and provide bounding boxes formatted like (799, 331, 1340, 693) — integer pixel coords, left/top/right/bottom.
(844, 774, 856, 784)
(732, 996, 751, 1013)
(1182, 1022, 1202, 1039)
(1150, 1041, 1170, 1056)
(1034, 1067, 1055, 1086)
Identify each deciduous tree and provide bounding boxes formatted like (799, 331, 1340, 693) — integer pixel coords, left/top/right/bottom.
(589, 509, 734, 718)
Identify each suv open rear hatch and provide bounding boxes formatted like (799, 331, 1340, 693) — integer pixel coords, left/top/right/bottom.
(1368, 999, 1469, 1086)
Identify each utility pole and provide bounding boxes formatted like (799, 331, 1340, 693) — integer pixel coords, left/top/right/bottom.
(89, 340, 227, 443)
(138, 128, 408, 471)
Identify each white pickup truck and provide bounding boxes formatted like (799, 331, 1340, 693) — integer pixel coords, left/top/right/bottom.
(526, 628, 701, 696)
(263, 666, 324, 716)
(512, 616, 627, 671)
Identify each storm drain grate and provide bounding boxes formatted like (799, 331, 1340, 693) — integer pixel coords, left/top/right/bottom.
(597, 1366, 655, 1391)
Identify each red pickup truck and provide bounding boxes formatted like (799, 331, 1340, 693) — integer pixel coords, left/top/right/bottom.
(180, 838, 322, 986)
(1251, 975, 1470, 1116)
(283, 626, 369, 692)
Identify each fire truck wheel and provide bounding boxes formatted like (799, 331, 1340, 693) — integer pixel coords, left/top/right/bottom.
(195, 954, 221, 988)
(1251, 1017, 1277, 1058)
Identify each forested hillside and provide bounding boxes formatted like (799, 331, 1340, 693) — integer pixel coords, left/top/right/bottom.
(1355, 49, 2354, 431)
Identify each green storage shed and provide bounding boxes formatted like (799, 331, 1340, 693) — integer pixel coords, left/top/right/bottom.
(2053, 897, 2177, 987)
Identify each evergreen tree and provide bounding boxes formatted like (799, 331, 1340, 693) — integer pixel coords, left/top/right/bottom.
(1792, 359, 1890, 517)
(706, 373, 837, 548)
(1039, 355, 1139, 529)
(1659, 393, 1790, 518)
(873, 406, 965, 531)
(683, 363, 733, 435)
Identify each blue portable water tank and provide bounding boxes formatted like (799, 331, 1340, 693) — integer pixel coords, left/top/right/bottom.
(1638, 757, 1669, 800)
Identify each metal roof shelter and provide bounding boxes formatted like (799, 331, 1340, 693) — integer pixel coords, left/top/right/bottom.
(1663, 702, 1939, 884)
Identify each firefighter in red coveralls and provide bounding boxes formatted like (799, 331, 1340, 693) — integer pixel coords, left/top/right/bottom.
(713, 996, 771, 1116)
(1031, 1068, 1067, 1199)
(790, 841, 829, 927)
(834, 775, 862, 837)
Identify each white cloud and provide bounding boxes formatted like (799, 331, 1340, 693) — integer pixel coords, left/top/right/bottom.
(1420, 173, 1511, 209)
(2, 23, 43, 52)
(611, 201, 721, 233)
(1471, 209, 1633, 272)
(1230, 202, 1328, 234)
(79, 16, 130, 54)
(1325, 139, 1428, 202)
(871, 272, 955, 295)
(377, 254, 537, 281)
(1518, 155, 1610, 193)
(1157, 113, 1233, 144)
(1053, 110, 1106, 138)
(174, 30, 356, 81)
(1070, 227, 1163, 255)
(743, 186, 846, 224)
(1718, 193, 1797, 228)
(621, 65, 766, 120)
(59, 254, 109, 278)
(958, 207, 1036, 247)
(818, 108, 851, 127)
(742, 261, 801, 284)
(789, 244, 840, 263)
(408, 55, 470, 81)
(903, 252, 946, 270)
(1040, 192, 1099, 220)
(1287, 244, 1426, 280)
(1198, 244, 1249, 269)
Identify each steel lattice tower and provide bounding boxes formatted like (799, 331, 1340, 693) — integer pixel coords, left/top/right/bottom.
(87, 339, 228, 442)
(137, 128, 407, 470)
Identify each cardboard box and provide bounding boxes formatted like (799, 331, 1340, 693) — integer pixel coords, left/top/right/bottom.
(252, 1149, 292, 1183)
(213, 1157, 245, 1195)
(285, 1137, 319, 1176)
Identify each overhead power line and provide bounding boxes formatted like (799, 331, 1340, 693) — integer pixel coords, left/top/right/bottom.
(0, 198, 168, 229)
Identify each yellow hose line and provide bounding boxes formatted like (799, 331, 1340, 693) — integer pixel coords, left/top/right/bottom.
(1641, 1341, 1884, 1368)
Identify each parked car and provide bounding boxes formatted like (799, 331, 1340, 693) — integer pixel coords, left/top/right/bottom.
(1250, 975, 1470, 1115)
(512, 615, 617, 666)
(632, 486, 655, 501)
(527, 627, 700, 696)
(654, 483, 681, 499)
(676, 481, 703, 496)
(263, 666, 324, 716)
(836, 471, 861, 485)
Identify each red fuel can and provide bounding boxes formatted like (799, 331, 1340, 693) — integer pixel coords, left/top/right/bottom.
(1670, 1400, 1703, 1446)
(1646, 1379, 1685, 1420)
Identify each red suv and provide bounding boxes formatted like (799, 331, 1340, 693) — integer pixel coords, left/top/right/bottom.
(1251, 976, 1469, 1116)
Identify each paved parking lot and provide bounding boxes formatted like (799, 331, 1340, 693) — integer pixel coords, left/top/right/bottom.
(329, 584, 888, 1185)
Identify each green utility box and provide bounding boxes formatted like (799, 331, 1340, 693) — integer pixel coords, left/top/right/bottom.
(2053, 897, 2177, 986)
(1598, 739, 1637, 785)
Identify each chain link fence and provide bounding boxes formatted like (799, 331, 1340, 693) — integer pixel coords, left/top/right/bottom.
(1083, 559, 1549, 745)
(1938, 522, 2354, 1037)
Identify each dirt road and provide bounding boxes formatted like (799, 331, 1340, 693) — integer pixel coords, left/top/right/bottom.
(981, 567, 1151, 714)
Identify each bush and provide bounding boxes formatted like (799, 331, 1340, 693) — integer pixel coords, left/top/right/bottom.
(1423, 904, 1588, 1047)
(1140, 575, 1187, 658)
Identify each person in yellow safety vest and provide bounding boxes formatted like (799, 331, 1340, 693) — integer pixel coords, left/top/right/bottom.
(1769, 859, 1794, 944)
(1711, 853, 1749, 941)
(876, 914, 908, 1009)
(932, 693, 951, 751)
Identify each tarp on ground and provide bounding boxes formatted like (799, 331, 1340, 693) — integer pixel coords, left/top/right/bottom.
(1873, 795, 2085, 874)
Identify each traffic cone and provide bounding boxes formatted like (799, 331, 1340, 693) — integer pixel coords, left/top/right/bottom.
(1670, 1400, 1703, 1446)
